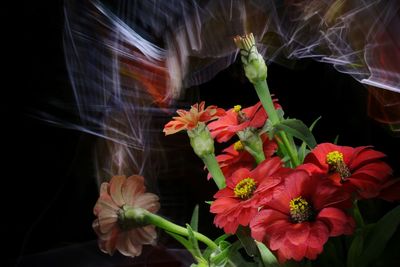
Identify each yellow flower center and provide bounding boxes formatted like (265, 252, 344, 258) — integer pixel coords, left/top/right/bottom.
(233, 105, 242, 113)
(289, 196, 313, 223)
(234, 178, 257, 200)
(326, 151, 343, 165)
(233, 141, 245, 151)
(326, 150, 351, 181)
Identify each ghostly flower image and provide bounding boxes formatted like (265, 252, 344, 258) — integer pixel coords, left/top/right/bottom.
(250, 169, 355, 263)
(210, 157, 283, 234)
(92, 175, 160, 257)
(163, 101, 225, 135)
(302, 143, 393, 199)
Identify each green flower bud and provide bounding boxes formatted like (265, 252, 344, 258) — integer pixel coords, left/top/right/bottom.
(234, 33, 267, 84)
(237, 127, 265, 164)
(187, 122, 215, 158)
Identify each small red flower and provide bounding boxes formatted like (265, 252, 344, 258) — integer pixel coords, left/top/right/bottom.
(210, 157, 283, 234)
(250, 170, 355, 263)
(210, 134, 277, 180)
(208, 102, 278, 143)
(301, 143, 393, 199)
(163, 102, 225, 135)
(92, 175, 160, 257)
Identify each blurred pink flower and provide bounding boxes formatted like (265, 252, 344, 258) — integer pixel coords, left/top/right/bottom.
(92, 175, 160, 257)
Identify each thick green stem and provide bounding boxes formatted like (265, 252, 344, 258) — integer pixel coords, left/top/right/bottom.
(125, 207, 218, 250)
(254, 80, 300, 166)
(202, 153, 226, 189)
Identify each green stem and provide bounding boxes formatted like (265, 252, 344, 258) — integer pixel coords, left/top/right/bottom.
(253, 80, 300, 166)
(202, 153, 226, 189)
(353, 200, 365, 227)
(254, 80, 279, 124)
(127, 208, 218, 250)
(280, 132, 300, 166)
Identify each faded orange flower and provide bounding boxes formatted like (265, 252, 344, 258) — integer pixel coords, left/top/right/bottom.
(163, 101, 225, 135)
(92, 175, 160, 257)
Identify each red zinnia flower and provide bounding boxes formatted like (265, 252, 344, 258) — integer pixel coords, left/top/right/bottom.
(209, 134, 277, 180)
(210, 157, 283, 234)
(208, 102, 278, 143)
(301, 143, 393, 199)
(250, 170, 355, 263)
(92, 175, 160, 257)
(163, 101, 225, 135)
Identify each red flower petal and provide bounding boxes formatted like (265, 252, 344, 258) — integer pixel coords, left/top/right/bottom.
(210, 197, 238, 213)
(285, 223, 311, 245)
(348, 146, 386, 169)
(317, 207, 355, 236)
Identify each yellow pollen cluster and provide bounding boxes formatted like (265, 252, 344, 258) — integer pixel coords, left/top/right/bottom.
(326, 151, 344, 165)
(233, 105, 242, 113)
(233, 141, 245, 151)
(234, 178, 257, 200)
(289, 196, 309, 213)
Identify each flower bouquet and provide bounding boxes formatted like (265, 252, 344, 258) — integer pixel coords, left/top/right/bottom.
(91, 33, 400, 267)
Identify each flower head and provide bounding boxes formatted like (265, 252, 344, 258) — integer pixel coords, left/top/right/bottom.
(210, 134, 277, 180)
(210, 157, 283, 234)
(208, 102, 277, 143)
(92, 175, 160, 257)
(302, 143, 393, 199)
(250, 170, 355, 263)
(163, 102, 225, 135)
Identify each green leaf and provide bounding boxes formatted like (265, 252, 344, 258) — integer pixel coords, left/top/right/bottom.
(359, 205, 400, 266)
(236, 226, 258, 257)
(347, 229, 364, 267)
(255, 240, 279, 267)
(298, 116, 321, 162)
(333, 135, 339, 145)
(205, 200, 213, 205)
(190, 205, 199, 232)
(274, 119, 317, 149)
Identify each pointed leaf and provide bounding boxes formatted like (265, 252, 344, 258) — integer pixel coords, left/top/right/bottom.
(274, 119, 317, 148)
(333, 135, 339, 145)
(190, 205, 199, 232)
(255, 240, 279, 267)
(236, 226, 258, 257)
(298, 116, 321, 162)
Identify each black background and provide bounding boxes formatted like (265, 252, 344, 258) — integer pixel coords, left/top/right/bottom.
(4, 0, 399, 266)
